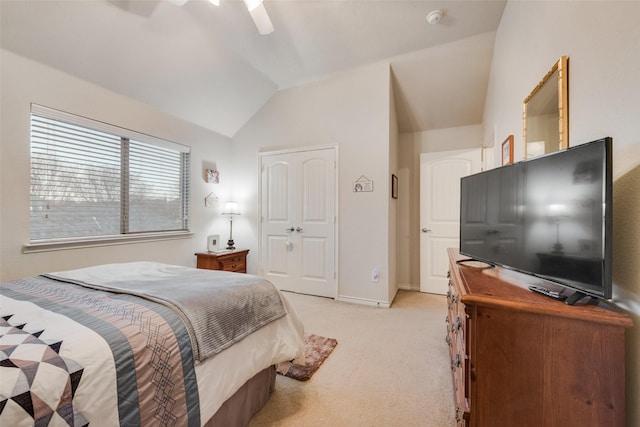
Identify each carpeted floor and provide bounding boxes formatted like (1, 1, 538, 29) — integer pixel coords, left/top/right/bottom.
(249, 290, 455, 427)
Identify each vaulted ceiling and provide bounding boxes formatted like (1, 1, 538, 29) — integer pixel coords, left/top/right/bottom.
(1, 0, 506, 137)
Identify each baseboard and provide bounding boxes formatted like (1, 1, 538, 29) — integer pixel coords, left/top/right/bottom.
(398, 282, 419, 291)
(337, 295, 391, 308)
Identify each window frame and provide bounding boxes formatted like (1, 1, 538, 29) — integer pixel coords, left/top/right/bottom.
(24, 104, 192, 253)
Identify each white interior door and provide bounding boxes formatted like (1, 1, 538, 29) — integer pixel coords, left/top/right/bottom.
(420, 149, 482, 294)
(259, 147, 336, 298)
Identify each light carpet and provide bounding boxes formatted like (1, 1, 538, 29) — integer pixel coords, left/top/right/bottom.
(249, 290, 455, 427)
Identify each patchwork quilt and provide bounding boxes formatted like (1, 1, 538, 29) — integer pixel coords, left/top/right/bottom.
(1, 275, 200, 426)
(0, 263, 290, 426)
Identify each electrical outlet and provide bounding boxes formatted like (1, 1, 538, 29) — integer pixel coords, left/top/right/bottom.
(371, 268, 380, 282)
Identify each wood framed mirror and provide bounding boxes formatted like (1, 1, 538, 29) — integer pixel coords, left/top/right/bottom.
(523, 56, 568, 159)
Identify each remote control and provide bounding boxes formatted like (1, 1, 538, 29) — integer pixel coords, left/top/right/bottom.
(529, 285, 567, 301)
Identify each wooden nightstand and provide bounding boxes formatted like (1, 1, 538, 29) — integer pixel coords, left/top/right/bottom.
(195, 249, 249, 273)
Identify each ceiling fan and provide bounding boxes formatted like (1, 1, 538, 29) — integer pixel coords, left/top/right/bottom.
(169, 0, 274, 35)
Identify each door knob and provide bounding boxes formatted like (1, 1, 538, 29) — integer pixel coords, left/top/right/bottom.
(296, 227, 303, 233)
(286, 227, 294, 232)
(422, 228, 432, 233)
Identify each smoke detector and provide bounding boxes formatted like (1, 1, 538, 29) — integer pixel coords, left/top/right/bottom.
(426, 9, 444, 25)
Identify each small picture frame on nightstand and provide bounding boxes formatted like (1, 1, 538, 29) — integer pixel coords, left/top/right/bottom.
(207, 234, 220, 252)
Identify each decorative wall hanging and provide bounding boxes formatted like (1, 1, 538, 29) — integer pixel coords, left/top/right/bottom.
(501, 135, 514, 165)
(206, 169, 219, 184)
(353, 175, 373, 192)
(205, 192, 218, 207)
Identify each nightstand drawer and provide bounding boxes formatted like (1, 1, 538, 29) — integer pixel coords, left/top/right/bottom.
(195, 249, 249, 273)
(219, 255, 246, 272)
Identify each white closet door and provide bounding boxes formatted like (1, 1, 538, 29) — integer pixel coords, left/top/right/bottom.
(260, 147, 336, 298)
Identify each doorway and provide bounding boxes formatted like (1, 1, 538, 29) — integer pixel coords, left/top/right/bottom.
(420, 148, 482, 294)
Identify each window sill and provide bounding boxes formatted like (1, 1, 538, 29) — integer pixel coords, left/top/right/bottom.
(23, 231, 193, 253)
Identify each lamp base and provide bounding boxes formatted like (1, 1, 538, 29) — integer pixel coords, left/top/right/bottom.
(226, 239, 235, 250)
(552, 242, 564, 254)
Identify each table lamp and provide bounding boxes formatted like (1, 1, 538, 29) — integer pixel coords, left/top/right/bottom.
(221, 201, 240, 250)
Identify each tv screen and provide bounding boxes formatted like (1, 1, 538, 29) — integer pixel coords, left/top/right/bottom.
(460, 137, 612, 301)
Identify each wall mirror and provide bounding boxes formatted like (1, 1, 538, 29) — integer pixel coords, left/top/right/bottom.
(523, 56, 568, 159)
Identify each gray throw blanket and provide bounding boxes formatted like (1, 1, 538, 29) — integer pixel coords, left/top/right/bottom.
(44, 262, 287, 362)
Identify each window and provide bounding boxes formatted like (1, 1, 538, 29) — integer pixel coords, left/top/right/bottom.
(29, 104, 190, 247)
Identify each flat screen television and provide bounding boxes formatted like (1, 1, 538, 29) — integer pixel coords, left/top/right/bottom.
(459, 137, 612, 304)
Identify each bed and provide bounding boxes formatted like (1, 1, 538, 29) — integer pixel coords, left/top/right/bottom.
(0, 262, 305, 426)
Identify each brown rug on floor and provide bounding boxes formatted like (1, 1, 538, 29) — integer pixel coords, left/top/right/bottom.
(279, 333, 338, 381)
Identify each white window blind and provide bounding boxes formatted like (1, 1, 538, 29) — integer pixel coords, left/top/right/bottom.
(29, 104, 190, 243)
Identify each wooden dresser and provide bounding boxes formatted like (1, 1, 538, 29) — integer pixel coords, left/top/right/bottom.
(446, 248, 632, 427)
(195, 249, 249, 273)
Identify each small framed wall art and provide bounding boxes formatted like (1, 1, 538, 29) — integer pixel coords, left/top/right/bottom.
(391, 174, 398, 199)
(206, 169, 219, 183)
(502, 135, 514, 165)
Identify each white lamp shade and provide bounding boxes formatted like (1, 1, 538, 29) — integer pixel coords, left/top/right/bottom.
(222, 201, 240, 215)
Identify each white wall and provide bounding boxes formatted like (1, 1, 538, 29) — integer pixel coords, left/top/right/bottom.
(397, 124, 484, 289)
(230, 62, 395, 306)
(0, 48, 400, 307)
(0, 50, 234, 280)
(483, 1, 640, 425)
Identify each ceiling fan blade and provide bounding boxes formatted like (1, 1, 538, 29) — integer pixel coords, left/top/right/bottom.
(168, 0, 273, 35)
(245, 1, 274, 35)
